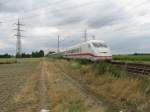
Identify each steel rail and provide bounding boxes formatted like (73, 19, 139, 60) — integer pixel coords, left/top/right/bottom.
(111, 61, 150, 76)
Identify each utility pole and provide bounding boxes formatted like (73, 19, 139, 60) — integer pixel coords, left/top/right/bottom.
(92, 35, 95, 40)
(0, 22, 3, 26)
(57, 35, 60, 53)
(14, 19, 24, 57)
(83, 29, 87, 42)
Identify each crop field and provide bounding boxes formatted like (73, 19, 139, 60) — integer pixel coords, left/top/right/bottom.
(113, 54, 150, 62)
(0, 58, 40, 112)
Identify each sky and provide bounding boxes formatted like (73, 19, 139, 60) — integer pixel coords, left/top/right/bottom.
(0, 0, 150, 54)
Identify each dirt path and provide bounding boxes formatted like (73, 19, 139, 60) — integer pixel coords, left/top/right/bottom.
(39, 60, 51, 112)
(10, 60, 51, 112)
(45, 59, 106, 112)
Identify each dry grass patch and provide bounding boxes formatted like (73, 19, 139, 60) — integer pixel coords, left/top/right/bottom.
(11, 71, 40, 112)
(46, 60, 106, 112)
(53, 59, 150, 112)
(0, 58, 40, 112)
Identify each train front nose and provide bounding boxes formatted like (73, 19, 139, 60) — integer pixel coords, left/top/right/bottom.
(91, 41, 112, 61)
(98, 48, 111, 55)
(96, 48, 112, 60)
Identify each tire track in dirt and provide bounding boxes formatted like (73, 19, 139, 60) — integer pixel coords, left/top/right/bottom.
(54, 62, 103, 104)
(8, 60, 51, 112)
(39, 60, 51, 112)
(45, 59, 106, 112)
(0, 59, 41, 112)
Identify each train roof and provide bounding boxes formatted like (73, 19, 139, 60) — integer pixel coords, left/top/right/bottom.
(63, 40, 106, 51)
(85, 40, 105, 44)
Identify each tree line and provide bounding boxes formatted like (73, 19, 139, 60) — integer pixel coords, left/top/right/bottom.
(0, 54, 12, 58)
(0, 50, 45, 58)
(17, 50, 45, 58)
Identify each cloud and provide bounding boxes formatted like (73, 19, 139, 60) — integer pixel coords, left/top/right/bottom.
(27, 26, 59, 36)
(0, 0, 150, 54)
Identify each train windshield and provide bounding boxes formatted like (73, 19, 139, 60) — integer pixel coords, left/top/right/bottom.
(92, 42, 107, 48)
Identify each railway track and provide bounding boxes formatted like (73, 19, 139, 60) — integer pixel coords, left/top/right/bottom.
(111, 61, 150, 76)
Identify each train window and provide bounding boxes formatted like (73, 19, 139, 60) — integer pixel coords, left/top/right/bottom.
(92, 42, 107, 48)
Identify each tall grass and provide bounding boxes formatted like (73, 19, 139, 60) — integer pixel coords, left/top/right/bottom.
(57, 59, 150, 112)
(140, 78, 150, 95)
(70, 60, 127, 78)
(92, 62, 126, 78)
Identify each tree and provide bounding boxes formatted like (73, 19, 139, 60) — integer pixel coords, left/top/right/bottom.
(31, 50, 45, 57)
(39, 50, 44, 57)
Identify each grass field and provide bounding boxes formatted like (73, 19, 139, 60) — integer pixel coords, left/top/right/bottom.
(113, 54, 150, 62)
(1, 57, 149, 112)
(53, 58, 150, 112)
(0, 58, 40, 111)
(0, 58, 17, 64)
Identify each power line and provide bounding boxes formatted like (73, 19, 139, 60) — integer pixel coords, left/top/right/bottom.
(57, 35, 60, 53)
(83, 29, 87, 42)
(92, 35, 95, 40)
(14, 19, 24, 57)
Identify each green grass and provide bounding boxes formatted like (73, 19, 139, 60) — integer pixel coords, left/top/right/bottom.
(70, 61, 127, 79)
(113, 54, 150, 62)
(0, 58, 17, 64)
(92, 62, 127, 78)
(56, 59, 150, 112)
(0, 58, 42, 64)
(140, 78, 150, 95)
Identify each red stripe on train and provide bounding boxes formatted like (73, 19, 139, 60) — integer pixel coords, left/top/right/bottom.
(65, 53, 112, 58)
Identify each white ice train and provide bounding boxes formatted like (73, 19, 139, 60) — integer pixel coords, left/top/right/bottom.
(57, 40, 112, 61)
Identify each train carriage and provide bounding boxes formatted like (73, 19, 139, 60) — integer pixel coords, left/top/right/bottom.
(58, 40, 112, 61)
